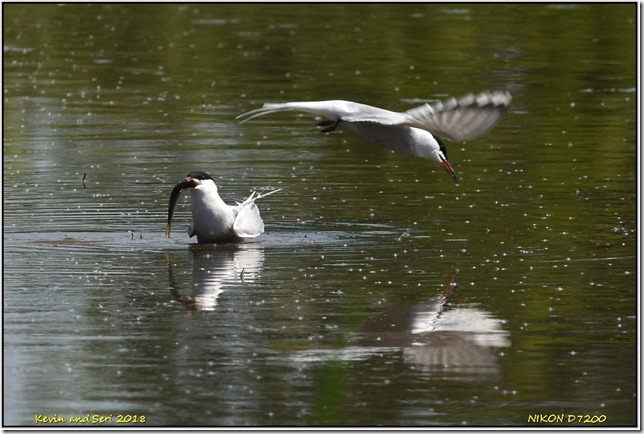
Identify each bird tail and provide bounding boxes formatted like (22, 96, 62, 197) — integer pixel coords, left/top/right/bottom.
(236, 104, 293, 124)
(237, 187, 282, 207)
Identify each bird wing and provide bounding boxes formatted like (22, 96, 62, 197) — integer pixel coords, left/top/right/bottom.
(237, 100, 406, 124)
(232, 188, 281, 239)
(232, 204, 264, 238)
(237, 100, 346, 123)
(398, 91, 512, 142)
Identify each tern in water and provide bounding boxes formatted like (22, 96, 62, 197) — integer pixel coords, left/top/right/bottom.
(166, 171, 280, 244)
(237, 91, 511, 185)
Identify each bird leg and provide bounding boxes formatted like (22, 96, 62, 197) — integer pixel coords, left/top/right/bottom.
(317, 118, 342, 133)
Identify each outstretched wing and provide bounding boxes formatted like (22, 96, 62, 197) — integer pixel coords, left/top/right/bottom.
(237, 100, 405, 125)
(237, 101, 346, 123)
(400, 91, 512, 142)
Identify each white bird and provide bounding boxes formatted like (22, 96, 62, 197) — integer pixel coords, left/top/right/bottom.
(166, 171, 280, 244)
(237, 91, 511, 185)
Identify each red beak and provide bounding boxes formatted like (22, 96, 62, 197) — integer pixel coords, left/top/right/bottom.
(441, 158, 459, 185)
(179, 176, 199, 189)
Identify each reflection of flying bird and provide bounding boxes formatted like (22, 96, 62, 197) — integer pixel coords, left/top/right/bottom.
(166, 171, 280, 244)
(237, 91, 512, 185)
(362, 296, 510, 378)
(359, 274, 509, 377)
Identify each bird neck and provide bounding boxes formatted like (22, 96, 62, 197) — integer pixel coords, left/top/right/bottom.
(407, 128, 444, 163)
(190, 185, 228, 210)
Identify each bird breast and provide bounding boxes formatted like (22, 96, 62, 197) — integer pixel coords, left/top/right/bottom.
(344, 123, 441, 161)
(189, 190, 238, 242)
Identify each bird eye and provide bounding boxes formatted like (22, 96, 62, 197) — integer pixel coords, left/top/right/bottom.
(435, 137, 449, 161)
(186, 171, 213, 180)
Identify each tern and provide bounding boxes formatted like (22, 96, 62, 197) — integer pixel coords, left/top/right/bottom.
(237, 91, 511, 185)
(166, 171, 280, 244)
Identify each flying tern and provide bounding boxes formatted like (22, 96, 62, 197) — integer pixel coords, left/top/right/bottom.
(237, 91, 511, 185)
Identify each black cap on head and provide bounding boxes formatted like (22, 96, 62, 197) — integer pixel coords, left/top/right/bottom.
(186, 171, 213, 181)
(435, 137, 449, 161)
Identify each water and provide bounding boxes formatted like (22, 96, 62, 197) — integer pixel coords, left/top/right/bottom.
(3, 3, 638, 427)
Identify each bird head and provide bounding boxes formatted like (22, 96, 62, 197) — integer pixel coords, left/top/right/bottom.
(179, 171, 217, 192)
(433, 139, 459, 186)
(166, 171, 217, 238)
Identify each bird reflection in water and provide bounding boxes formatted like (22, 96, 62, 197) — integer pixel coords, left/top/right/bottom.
(166, 243, 264, 313)
(361, 276, 510, 380)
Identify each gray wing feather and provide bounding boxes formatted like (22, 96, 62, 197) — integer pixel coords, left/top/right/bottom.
(401, 91, 512, 142)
